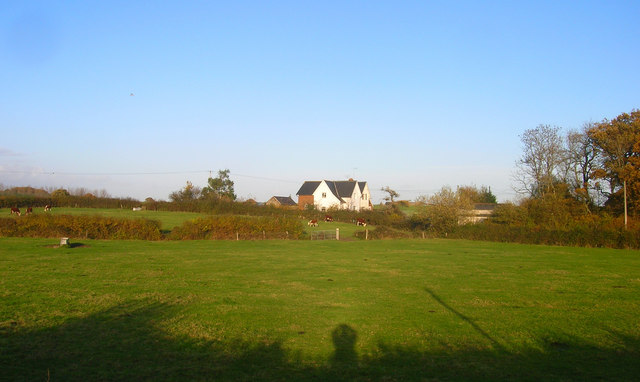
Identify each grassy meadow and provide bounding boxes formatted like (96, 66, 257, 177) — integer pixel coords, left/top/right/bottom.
(1, 237, 639, 381)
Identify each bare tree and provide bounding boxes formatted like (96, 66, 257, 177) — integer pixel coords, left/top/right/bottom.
(563, 122, 600, 209)
(513, 124, 565, 198)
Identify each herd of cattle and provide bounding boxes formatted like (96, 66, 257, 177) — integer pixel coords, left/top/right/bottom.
(308, 215, 366, 227)
(9, 205, 51, 216)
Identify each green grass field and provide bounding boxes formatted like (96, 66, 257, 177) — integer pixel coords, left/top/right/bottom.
(1, 237, 638, 381)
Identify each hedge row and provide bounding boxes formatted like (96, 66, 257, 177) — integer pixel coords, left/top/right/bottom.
(168, 215, 304, 240)
(0, 195, 140, 210)
(0, 215, 163, 240)
(446, 222, 640, 249)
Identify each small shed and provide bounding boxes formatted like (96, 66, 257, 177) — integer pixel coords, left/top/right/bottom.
(266, 196, 297, 208)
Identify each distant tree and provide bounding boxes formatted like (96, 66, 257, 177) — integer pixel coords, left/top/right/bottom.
(514, 124, 565, 198)
(381, 186, 399, 204)
(143, 197, 158, 211)
(564, 122, 599, 210)
(169, 181, 201, 202)
(0, 186, 50, 197)
(51, 189, 70, 198)
(416, 186, 473, 234)
(456, 185, 497, 204)
(202, 169, 236, 200)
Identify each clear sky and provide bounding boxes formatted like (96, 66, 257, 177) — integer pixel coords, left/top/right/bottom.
(1, 1, 639, 203)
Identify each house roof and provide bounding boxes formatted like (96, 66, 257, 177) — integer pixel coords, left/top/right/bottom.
(270, 196, 297, 206)
(296, 181, 322, 196)
(326, 181, 358, 199)
(297, 180, 368, 202)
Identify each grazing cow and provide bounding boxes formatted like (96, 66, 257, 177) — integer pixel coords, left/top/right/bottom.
(25, 207, 33, 215)
(356, 218, 367, 227)
(10, 207, 21, 216)
(44, 205, 52, 211)
(324, 215, 334, 222)
(308, 219, 318, 227)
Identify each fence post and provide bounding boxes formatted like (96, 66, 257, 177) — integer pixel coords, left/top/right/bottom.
(236, 232, 239, 241)
(336, 228, 340, 241)
(263, 230, 266, 240)
(365, 229, 368, 240)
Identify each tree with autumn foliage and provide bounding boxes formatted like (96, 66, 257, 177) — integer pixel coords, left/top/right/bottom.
(588, 109, 640, 220)
(169, 181, 202, 202)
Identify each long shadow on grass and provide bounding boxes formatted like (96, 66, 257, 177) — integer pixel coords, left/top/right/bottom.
(2, 301, 639, 381)
(424, 287, 506, 351)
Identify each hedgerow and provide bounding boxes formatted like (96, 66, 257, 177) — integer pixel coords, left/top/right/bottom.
(0, 214, 163, 240)
(0, 195, 140, 209)
(445, 221, 640, 249)
(168, 215, 304, 240)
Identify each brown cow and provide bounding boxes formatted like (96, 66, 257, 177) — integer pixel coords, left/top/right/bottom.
(308, 219, 318, 227)
(44, 205, 52, 212)
(25, 207, 33, 215)
(10, 207, 20, 216)
(356, 218, 366, 227)
(324, 215, 334, 222)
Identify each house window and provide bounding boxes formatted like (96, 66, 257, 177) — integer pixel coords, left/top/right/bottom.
(362, 194, 367, 200)
(322, 192, 326, 198)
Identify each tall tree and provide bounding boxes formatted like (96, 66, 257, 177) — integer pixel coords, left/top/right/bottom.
(564, 122, 599, 209)
(202, 169, 236, 200)
(588, 109, 640, 224)
(514, 124, 565, 198)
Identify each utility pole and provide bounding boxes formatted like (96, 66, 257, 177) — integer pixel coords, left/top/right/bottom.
(624, 180, 628, 230)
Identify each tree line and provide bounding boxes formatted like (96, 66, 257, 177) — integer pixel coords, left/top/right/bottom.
(512, 109, 640, 225)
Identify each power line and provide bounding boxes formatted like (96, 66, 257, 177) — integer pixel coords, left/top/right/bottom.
(0, 170, 210, 176)
(0, 169, 299, 184)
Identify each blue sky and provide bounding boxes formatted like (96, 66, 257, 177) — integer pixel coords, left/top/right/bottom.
(1, 1, 639, 203)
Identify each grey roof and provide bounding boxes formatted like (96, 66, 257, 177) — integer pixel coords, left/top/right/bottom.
(271, 196, 297, 206)
(326, 181, 358, 199)
(297, 180, 368, 202)
(296, 181, 322, 196)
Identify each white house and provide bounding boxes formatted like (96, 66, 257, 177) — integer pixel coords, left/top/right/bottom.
(296, 179, 373, 211)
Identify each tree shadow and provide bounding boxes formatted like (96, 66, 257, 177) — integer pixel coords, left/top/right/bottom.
(424, 287, 506, 351)
(1, 300, 638, 381)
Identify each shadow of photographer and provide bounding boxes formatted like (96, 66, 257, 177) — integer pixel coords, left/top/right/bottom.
(330, 324, 358, 368)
